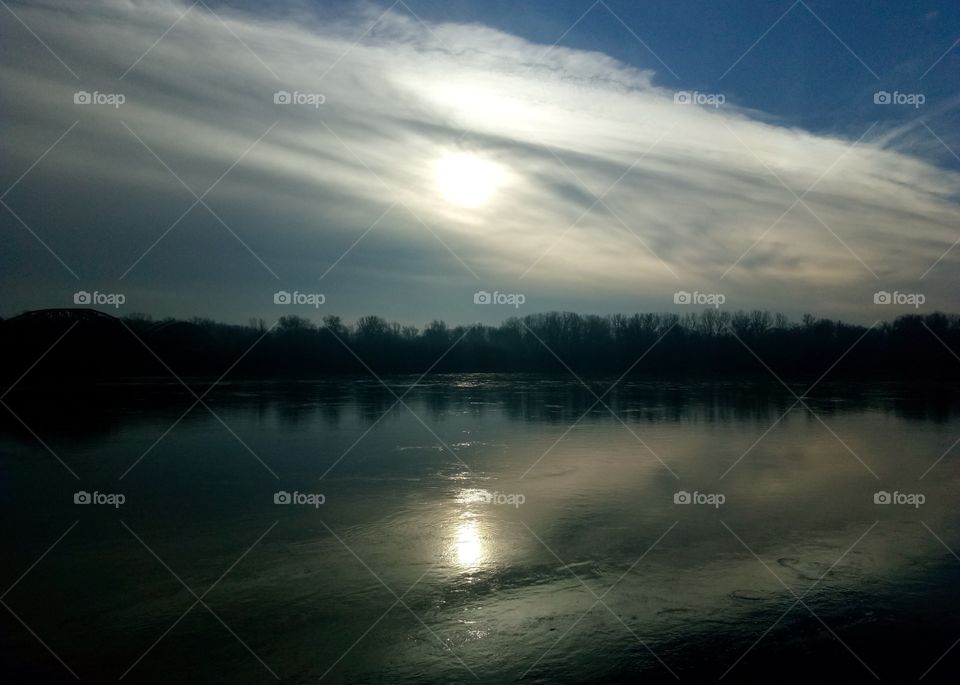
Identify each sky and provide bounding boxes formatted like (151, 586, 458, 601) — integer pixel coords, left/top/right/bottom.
(1, 0, 958, 326)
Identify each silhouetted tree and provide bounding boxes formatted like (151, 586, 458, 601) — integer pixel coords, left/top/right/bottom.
(1, 308, 959, 383)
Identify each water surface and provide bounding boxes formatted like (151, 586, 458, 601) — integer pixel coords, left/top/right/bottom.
(1, 377, 959, 682)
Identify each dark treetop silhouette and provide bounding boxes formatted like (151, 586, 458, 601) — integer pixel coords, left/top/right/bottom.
(1, 308, 958, 384)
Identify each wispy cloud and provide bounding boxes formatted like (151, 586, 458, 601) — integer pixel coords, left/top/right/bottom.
(1, 0, 957, 321)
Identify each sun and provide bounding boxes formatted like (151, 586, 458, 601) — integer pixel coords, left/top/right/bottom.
(434, 153, 503, 208)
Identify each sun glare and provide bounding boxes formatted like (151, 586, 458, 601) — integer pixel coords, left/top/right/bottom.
(434, 153, 503, 208)
(454, 520, 484, 567)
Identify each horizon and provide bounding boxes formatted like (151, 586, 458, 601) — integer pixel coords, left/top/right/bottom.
(2, 299, 951, 330)
(4, 305, 959, 382)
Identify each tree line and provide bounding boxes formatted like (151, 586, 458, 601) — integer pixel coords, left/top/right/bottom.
(1, 308, 959, 382)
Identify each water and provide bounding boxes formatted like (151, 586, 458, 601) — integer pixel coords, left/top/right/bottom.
(1, 377, 959, 683)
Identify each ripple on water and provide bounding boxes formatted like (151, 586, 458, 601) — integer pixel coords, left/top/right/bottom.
(778, 557, 830, 581)
(730, 588, 781, 602)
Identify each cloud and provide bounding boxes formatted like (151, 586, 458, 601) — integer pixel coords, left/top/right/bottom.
(0, 0, 957, 322)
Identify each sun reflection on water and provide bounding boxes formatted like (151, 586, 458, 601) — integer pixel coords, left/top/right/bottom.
(454, 519, 484, 568)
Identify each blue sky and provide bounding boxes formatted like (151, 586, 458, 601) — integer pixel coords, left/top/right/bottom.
(1, 0, 958, 325)
(398, 0, 959, 134)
